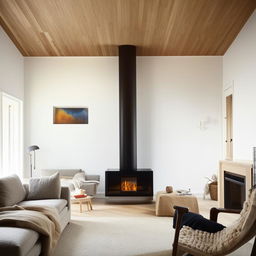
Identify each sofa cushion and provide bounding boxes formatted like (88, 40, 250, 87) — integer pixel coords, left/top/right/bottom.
(0, 175, 26, 207)
(18, 199, 67, 213)
(27, 172, 61, 200)
(0, 227, 39, 256)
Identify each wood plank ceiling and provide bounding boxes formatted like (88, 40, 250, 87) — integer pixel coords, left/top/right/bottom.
(0, 0, 255, 56)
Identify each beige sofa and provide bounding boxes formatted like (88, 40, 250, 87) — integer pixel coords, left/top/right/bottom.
(0, 176, 70, 256)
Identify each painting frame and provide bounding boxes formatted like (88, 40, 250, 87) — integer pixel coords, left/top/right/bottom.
(53, 107, 89, 124)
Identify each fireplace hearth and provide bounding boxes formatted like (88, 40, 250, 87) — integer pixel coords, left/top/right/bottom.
(105, 45, 153, 201)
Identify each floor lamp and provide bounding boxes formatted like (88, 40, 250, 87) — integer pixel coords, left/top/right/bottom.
(28, 145, 40, 177)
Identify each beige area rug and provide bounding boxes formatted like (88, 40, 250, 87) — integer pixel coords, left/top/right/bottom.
(53, 199, 253, 256)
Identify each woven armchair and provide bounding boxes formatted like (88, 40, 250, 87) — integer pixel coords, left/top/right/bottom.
(172, 187, 256, 256)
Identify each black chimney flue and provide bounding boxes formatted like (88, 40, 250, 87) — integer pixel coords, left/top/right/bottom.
(119, 45, 137, 172)
(105, 45, 153, 200)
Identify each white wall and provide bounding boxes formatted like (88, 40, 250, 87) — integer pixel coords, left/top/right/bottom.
(24, 57, 119, 193)
(137, 57, 222, 194)
(25, 56, 222, 194)
(0, 27, 24, 99)
(223, 10, 256, 160)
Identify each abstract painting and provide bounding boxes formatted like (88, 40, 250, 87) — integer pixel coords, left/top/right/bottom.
(53, 107, 88, 124)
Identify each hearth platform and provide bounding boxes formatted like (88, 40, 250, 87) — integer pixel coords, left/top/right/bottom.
(105, 169, 153, 201)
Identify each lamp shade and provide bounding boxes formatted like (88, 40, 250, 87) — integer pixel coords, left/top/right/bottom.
(28, 145, 40, 152)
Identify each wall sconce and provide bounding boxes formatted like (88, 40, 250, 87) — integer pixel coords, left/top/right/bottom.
(199, 117, 213, 130)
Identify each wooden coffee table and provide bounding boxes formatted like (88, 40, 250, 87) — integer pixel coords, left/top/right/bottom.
(71, 196, 93, 213)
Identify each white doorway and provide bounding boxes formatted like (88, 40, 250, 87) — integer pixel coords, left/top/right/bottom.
(0, 92, 23, 177)
(223, 84, 233, 160)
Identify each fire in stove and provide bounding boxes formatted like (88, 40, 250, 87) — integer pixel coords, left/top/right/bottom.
(121, 177, 137, 192)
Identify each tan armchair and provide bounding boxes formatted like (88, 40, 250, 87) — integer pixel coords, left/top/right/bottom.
(172, 187, 256, 256)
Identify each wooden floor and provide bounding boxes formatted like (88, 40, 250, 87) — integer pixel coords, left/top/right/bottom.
(71, 196, 240, 226)
(68, 196, 254, 256)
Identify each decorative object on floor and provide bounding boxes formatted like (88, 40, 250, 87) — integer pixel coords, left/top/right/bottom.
(28, 145, 40, 177)
(166, 186, 173, 193)
(209, 181, 218, 200)
(71, 195, 93, 213)
(203, 174, 217, 199)
(155, 191, 199, 217)
(53, 107, 88, 124)
(171, 186, 256, 256)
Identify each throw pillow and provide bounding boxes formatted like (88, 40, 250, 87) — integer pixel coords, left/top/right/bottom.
(27, 172, 61, 200)
(72, 171, 86, 189)
(173, 212, 226, 233)
(0, 174, 26, 207)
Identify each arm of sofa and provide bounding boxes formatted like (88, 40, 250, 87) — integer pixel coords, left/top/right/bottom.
(61, 186, 71, 209)
(85, 174, 100, 182)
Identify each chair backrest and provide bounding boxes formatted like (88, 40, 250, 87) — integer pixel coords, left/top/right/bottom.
(219, 187, 256, 255)
(177, 188, 256, 256)
(238, 187, 256, 240)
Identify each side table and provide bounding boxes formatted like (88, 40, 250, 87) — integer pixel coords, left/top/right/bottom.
(71, 196, 93, 213)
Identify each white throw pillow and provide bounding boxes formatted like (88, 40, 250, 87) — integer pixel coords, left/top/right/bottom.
(28, 172, 61, 200)
(72, 172, 86, 189)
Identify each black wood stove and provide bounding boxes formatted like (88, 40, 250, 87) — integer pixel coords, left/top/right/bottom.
(105, 45, 153, 201)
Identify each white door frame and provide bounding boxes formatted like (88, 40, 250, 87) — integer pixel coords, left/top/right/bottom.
(0, 90, 23, 177)
(222, 81, 234, 160)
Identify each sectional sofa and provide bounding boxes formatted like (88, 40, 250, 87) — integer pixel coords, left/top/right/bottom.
(0, 174, 70, 256)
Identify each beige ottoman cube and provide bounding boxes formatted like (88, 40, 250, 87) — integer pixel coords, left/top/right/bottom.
(155, 191, 199, 216)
